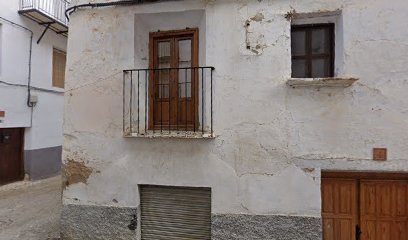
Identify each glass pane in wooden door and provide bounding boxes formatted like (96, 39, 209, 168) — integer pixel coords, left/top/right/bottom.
(158, 41, 171, 99)
(178, 39, 192, 98)
(177, 39, 194, 129)
(154, 41, 171, 127)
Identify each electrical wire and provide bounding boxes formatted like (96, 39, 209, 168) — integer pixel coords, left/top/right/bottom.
(65, 0, 167, 20)
(0, 81, 64, 94)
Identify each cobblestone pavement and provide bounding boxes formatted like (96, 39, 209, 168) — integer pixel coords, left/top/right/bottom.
(0, 176, 61, 240)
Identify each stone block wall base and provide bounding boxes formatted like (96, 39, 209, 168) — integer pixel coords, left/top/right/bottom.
(61, 204, 137, 240)
(212, 214, 322, 240)
(61, 204, 321, 240)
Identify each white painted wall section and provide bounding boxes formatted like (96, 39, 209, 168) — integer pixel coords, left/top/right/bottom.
(0, 0, 67, 150)
(63, 0, 408, 217)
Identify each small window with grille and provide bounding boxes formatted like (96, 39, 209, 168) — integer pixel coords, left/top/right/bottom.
(291, 24, 335, 78)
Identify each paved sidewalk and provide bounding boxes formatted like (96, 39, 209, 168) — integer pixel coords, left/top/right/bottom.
(0, 176, 61, 240)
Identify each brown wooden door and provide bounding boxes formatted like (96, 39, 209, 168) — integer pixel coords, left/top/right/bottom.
(149, 29, 199, 130)
(322, 179, 358, 240)
(322, 174, 408, 240)
(360, 180, 408, 240)
(0, 128, 24, 185)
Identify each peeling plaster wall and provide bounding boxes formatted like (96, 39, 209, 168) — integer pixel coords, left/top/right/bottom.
(63, 0, 408, 222)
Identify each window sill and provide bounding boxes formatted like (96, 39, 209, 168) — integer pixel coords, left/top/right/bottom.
(124, 131, 216, 139)
(51, 86, 65, 92)
(287, 77, 359, 88)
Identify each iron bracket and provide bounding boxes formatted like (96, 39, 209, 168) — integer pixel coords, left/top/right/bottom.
(37, 23, 52, 44)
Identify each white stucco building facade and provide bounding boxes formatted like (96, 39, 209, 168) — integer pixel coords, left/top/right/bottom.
(62, 0, 408, 239)
(0, 0, 67, 182)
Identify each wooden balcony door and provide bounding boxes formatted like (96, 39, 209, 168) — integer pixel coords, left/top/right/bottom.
(149, 29, 199, 130)
(322, 173, 408, 240)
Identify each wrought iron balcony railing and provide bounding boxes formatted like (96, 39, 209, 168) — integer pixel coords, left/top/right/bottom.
(19, 0, 69, 36)
(123, 67, 215, 138)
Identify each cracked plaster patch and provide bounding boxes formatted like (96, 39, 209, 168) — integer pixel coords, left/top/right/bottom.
(63, 159, 93, 189)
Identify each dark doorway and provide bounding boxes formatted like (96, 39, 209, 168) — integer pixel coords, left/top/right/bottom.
(0, 128, 24, 185)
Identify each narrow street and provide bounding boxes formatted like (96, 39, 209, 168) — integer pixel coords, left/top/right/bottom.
(0, 176, 61, 240)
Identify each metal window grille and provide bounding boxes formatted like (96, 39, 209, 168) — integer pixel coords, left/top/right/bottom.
(123, 67, 215, 138)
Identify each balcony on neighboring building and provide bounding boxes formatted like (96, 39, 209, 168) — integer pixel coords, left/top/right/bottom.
(19, 0, 69, 37)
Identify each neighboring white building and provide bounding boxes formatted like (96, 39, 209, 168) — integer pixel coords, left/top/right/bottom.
(0, 0, 67, 184)
(62, 0, 408, 239)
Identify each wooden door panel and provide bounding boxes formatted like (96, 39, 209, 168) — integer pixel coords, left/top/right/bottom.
(339, 183, 354, 215)
(376, 221, 392, 240)
(396, 183, 407, 216)
(362, 183, 377, 216)
(364, 221, 376, 240)
(377, 184, 393, 217)
(335, 219, 354, 240)
(322, 182, 335, 213)
(360, 180, 408, 240)
(323, 219, 335, 240)
(322, 179, 358, 240)
(154, 101, 170, 127)
(395, 221, 407, 240)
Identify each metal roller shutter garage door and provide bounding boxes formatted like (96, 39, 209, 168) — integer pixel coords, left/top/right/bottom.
(140, 185, 212, 240)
